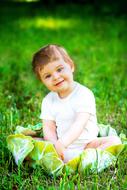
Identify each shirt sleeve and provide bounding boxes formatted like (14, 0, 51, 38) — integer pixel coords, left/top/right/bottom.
(74, 90, 96, 115)
(40, 96, 55, 121)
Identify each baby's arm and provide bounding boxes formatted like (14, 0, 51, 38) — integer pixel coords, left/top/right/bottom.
(43, 119, 58, 145)
(43, 119, 66, 159)
(57, 112, 90, 147)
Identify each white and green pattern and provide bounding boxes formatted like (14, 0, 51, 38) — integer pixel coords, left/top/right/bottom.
(7, 123, 127, 177)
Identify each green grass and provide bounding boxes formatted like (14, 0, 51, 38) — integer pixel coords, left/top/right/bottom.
(0, 2, 127, 189)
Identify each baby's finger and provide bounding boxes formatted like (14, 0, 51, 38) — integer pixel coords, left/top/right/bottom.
(61, 153, 64, 160)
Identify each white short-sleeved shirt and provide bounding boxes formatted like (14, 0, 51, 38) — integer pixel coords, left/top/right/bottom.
(40, 81, 99, 149)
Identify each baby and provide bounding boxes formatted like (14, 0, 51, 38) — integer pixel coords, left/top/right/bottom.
(32, 44, 121, 162)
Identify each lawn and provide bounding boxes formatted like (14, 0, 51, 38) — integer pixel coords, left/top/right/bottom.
(0, 2, 127, 189)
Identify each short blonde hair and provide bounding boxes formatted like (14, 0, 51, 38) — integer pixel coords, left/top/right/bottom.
(32, 44, 75, 80)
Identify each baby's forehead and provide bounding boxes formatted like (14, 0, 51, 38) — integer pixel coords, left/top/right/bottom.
(41, 59, 70, 74)
(42, 59, 67, 68)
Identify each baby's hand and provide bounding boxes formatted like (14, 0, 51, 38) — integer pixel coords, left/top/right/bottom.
(54, 139, 66, 160)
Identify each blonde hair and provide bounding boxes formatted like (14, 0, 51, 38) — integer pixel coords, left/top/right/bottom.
(32, 44, 75, 80)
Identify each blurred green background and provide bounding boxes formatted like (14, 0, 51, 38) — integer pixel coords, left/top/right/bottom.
(0, 0, 127, 126)
(0, 0, 127, 189)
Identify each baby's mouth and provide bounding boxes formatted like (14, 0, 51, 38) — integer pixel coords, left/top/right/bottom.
(55, 80, 64, 86)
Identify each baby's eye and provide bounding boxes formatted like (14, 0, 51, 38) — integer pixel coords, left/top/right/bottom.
(45, 74, 51, 79)
(57, 67, 64, 72)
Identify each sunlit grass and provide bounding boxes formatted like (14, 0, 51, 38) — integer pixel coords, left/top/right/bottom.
(19, 17, 76, 30)
(13, 0, 39, 2)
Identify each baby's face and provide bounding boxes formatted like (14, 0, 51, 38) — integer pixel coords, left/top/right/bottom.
(39, 59, 75, 98)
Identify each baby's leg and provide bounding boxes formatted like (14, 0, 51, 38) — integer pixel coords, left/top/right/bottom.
(85, 136, 122, 150)
(63, 147, 84, 163)
(32, 137, 44, 141)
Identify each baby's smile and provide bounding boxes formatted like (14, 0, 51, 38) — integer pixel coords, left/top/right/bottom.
(54, 80, 65, 87)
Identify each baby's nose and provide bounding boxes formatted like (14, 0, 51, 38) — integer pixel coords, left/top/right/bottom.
(53, 72, 60, 80)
